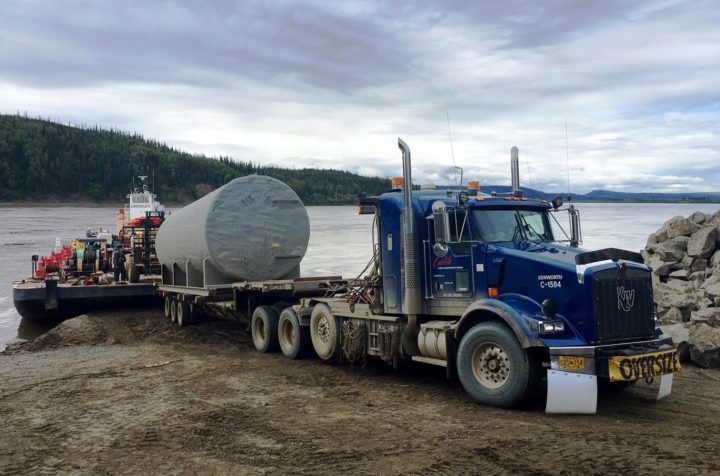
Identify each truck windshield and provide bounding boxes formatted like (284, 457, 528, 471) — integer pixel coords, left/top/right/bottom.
(471, 209, 554, 243)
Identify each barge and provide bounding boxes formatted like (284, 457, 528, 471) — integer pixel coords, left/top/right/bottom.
(12, 177, 165, 322)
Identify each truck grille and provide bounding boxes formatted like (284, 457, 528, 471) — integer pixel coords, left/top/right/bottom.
(592, 268, 655, 343)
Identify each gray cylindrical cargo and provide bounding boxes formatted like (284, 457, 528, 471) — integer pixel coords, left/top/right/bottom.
(156, 175, 309, 283)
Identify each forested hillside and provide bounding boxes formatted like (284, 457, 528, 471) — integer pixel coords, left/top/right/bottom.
(0, 114, 391, 205)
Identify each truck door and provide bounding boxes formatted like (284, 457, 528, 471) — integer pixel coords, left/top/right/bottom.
(428, 205, 475, 299)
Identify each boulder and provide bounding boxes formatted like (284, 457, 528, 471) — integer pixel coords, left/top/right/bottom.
(646, 234, 658, 247)
(641, 248, 653, 262)
(701, 274, 720, 289)
(646, 255, 671, 276)
(653, 216, 699, 242)
(704, 281, 720, 299)
(688, 211, 708, 225)
(690, 307, 720, 327)
(654, 243, 685, 263)
(659, 323, 690, 361)
(665, 235, 690, 252)
(687, 226, 718, 258)
(688, 324, 720, 368)
(690, 258, 707, 272)
(653, 279, 697, 311)
(710, 250, 720, 269)
(669, 269, 690, 280)
(657, 306, 684, 324)
(679, 255, 694, 270)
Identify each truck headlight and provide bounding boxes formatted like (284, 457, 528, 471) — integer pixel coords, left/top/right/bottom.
(538, 321, 565, 335)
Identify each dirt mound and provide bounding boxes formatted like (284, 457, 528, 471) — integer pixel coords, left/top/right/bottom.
(19, 309, 252, 352)
(22, 315, 119, 351)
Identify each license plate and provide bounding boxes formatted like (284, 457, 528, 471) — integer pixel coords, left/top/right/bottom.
(608, 350, 681, 382)
(559, 355, 585, 370)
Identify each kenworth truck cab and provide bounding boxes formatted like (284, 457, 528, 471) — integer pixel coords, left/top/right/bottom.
(299, 139, 679, 414)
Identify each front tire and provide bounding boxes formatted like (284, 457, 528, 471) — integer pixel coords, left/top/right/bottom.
(457, 322, 538, 408)
(251, 306, 279, 353)
(310, 303, 341, 361)
(278, 307, 311, 359)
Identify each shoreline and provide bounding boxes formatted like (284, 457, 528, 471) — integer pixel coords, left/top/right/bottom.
(3, 199, 720, 208)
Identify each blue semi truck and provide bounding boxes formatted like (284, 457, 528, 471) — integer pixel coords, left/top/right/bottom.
(295, 139, 679, 414)
(158, 139, 680, 414)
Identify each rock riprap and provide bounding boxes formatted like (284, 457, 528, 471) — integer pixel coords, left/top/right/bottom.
(643, 210, 720, 368)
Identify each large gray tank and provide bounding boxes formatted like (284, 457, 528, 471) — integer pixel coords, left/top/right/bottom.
(156, 175, 310, 285)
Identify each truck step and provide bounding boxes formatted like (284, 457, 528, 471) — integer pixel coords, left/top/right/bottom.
(411, 356, 447, 367)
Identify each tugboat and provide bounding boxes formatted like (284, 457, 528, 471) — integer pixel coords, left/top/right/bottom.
(12, 177, 166, 322)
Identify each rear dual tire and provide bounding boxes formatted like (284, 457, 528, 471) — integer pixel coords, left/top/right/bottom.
(251, 306, 279, 353)
(169, 298, 178, 322)
(278, 307, 311, 359)
(164, 296, 172, 319)
(177, 301, 191, 327)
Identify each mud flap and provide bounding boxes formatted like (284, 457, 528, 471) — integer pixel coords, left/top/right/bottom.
(657, 374, 673, 400)
(545, 370, 597, 414)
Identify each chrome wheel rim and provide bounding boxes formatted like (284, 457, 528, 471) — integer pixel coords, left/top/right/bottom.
(317, 316, 330, 344)
(471, 342, 511, 389)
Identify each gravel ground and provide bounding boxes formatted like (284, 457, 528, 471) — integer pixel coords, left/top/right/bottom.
(1, 309, 719, 475)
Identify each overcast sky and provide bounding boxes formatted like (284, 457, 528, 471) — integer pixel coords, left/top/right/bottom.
(1, 0, 718, 193)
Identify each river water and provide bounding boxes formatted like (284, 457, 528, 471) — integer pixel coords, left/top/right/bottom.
(1, 202, 718, 350)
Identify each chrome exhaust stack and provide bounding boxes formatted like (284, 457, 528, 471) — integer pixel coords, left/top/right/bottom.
(398, 138, 420, 356)
(511, 146, 521, 197)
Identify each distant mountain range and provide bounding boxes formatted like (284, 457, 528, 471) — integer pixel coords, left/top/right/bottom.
(458, 185, 720, 203)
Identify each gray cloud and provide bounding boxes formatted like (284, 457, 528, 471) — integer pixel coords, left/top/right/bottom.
(0, 0, 718, 193)
(0, 1, 406, 91)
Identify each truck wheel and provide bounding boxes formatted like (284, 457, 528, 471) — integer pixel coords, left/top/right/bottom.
(251, 306, 279, 353)
(278, 307, 311, 359)
(457, 322, 538, 408)
(310, 303, 341, 361)
(177, 301, 190, 327)
(170, 298, 178, 323)
(164, 296, 172, 319)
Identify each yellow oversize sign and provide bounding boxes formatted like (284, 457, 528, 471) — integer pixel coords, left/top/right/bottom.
(608, 350, 681, 382)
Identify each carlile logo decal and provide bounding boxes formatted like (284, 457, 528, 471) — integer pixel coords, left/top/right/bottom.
(432, 256, 453, 268)
(617, 286, 635, 312)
